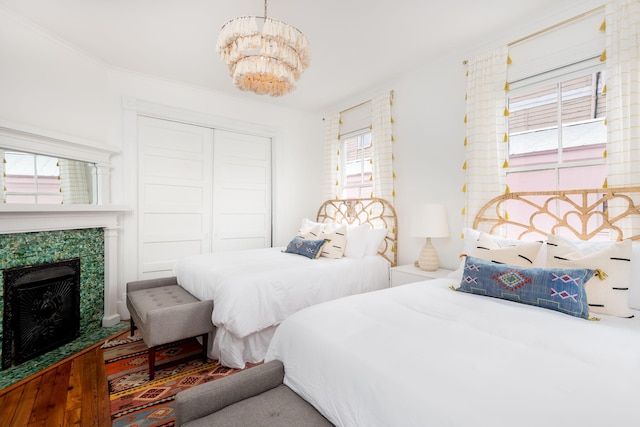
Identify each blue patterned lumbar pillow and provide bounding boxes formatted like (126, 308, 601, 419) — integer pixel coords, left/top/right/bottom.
(457, 256, 593, 319)
(284, 237, 327, 259)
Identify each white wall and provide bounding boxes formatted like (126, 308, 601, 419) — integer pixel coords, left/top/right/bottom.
(0, 7, 109, 142)
(322, 0, 606, 270)
(0, 0, 608, 278)
(0, 5, 323, 319)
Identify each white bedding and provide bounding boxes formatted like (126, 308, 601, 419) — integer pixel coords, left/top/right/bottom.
(266, 278, 640, 427)
(173, 247, 390, 368)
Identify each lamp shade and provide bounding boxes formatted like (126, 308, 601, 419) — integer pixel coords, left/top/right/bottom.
(411, 203, 450, 238)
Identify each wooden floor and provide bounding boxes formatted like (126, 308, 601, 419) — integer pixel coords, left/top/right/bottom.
(0, 341, 112, 427)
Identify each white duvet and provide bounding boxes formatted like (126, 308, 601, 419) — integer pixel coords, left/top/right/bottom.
(266, 278, 640, 427)
(173, 247, 390, 368)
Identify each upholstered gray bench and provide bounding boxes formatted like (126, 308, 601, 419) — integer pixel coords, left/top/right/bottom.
(126, 276, 215, 380)
(174, 360, 334, 427)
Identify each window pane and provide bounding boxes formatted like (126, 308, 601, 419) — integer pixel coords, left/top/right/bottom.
(509, 83, 558, 160)
(5, 152, 35, 175)
(561, 72, 606, 125)
(507, 169, 556, 192)
(6, 194, 36, 203)
(36, 155, 59, 177)
(558, 164, 605, 190)
(341, 131, 372, 198)
(5, 175, 36, 193)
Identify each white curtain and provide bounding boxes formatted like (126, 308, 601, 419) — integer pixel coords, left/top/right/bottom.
(0, 149, 5, 203)
(59, 159, 90, 204)
(370, 91, 395, 203)
(322, 113, 342, 200)
(605, 0, 640, 188)
(463, 46, 510, 227)
(604, 0, 640, 237)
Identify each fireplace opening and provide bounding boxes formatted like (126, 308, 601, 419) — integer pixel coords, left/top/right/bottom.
(2, 258, 81, 370)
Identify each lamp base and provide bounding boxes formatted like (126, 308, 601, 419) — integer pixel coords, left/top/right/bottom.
(417, 237, 439, 271)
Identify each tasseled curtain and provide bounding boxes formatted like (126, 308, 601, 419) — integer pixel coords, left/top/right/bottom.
(604, 0, 640, 237)
(58, 159, 90, 204)
(370, 92, 395, 203)
(0, 149, 5, 203)
(463, 46, 509, 228)
(322, 113, 342, 200)
(605, 0, 640, 187)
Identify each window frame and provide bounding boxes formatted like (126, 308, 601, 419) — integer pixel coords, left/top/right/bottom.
(339, 128, 373, 199)
(506, 59, 606, 191)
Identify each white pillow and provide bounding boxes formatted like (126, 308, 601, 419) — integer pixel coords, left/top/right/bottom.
(364, 228, 388, 256)
(298, 218, 330, 234)
(631, 242, 640, 310)
(450, 228, 544, 281)
(343, 224, 369, 258)
(296, 224, 323, 240)
(546, 235, 634, 318)
(320, 225, 347, 259)
(470, 232, 542, 267)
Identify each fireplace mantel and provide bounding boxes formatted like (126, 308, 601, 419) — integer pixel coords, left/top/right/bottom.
(0, 205, 129, 327)
(0, 205, 128, 234)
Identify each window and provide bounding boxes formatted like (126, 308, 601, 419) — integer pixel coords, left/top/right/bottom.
(507, 67, 606, 192)
(340, 130, 372, 198)
(4, 151, 63, 204)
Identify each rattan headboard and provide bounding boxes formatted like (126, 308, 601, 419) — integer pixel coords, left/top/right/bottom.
(316, 198, 398, 266)
(473, 187, 640, 241)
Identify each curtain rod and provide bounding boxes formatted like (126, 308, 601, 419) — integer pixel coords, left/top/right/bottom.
(340, 90, 395, 115)
(462, 5, 605, 66)
(323, 90, 395, 120)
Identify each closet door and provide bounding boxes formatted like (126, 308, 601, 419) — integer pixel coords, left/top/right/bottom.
(137, 117, 214, 278)
(212, 129, 272, 251)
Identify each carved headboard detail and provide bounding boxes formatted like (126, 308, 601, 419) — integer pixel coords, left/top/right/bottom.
(473, 187, 640, 241)
(316, 198, 398, 266)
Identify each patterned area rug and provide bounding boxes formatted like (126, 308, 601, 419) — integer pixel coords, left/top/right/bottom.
(102, 331, 250, 427)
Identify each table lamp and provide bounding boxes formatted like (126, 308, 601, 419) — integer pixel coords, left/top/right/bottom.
(411, 203, 450, 271)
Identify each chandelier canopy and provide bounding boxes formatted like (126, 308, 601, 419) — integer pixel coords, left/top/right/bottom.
(216, 0, 310, 97)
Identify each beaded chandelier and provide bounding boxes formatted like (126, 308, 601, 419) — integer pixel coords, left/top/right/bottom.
(216, 0, 311, 97)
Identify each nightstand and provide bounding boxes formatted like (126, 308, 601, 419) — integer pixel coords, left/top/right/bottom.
(390, 264, 454, 287)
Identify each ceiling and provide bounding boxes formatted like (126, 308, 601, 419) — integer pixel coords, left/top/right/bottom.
(0, 0, 576, 113)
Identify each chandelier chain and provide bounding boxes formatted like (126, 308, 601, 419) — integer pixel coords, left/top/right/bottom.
(264, 0, 268, 19)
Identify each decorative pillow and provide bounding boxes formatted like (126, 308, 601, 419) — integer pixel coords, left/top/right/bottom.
(297, 218, 331, 237)
(284, 237, 326, 259)
(460, 228, 547, 265)
(296, 224, 323, 240)
(364, 228, 388, 256)
(320, 225, 347, 259)
(470, 232, 543, 267)
(546, 235, 634, 318)
(457, 256, 593, 319)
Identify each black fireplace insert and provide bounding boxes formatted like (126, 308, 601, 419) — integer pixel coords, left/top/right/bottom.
(2, 258, 81, 370)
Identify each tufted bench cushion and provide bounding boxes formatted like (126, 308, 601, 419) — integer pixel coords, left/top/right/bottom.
(126, 277, 215, 379)
(175, 360, 334, 427)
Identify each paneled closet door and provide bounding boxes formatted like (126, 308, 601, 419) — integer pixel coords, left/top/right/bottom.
(137, 116, 214, 279)
(212, 129, 272, 251)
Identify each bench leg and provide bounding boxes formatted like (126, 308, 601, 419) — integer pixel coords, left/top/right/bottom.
(130, 318, 135, 336)
(201, 333, 208, 363)
(149, 346, 156, 380)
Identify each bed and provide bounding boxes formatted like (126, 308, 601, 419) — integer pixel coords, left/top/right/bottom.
(173, 198, 397, 369)
(265, 187, 640, 427)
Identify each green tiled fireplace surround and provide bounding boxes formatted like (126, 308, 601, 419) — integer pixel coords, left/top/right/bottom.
(0, 228, 126, 390)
